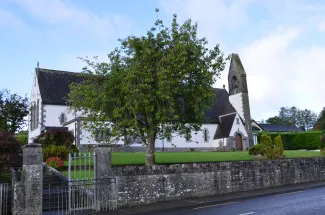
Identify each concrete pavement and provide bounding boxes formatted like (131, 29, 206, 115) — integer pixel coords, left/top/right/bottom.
(108, 181, 325, 215)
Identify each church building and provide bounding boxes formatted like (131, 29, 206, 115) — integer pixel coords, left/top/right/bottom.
(28, 53, 258, 151)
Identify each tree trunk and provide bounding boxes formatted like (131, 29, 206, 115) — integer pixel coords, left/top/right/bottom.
(145, 132, 156, 167)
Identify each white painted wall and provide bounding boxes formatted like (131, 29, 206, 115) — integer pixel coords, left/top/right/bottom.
(229, 93, 244, 122)
(28, 72, 43, 143)
(155, 124, 218, 148)
(229, 113, 248, 137)
(214, 138, 228, 147)
(43, 105, 76, 127)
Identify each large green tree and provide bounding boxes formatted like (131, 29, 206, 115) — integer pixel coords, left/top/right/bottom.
(0, 89, 29, 133)
(68, 10, 229, 166)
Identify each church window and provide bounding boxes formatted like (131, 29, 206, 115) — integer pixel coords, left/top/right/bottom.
(30, 102, 37, 130)
(59, 113, 65, 124)
(166, 135, 172, 142)
(36, 100, 39, 128)
(236, 118, 239, 124)
(95, 128, 110, 142)
(203, 128, 209, 142)
(185, 133, 191, 142)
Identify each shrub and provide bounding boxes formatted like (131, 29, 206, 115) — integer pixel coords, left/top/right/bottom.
(320, 135, 325, 156)
(43, 145, 71, 161)
(0, 131, 22, 171)
(248, 144, 264, 156)
(46, 157, 64, 170)
(34, 128, 74, 148)
(189, 148, 195, 152)
(15, 133, 28, 144)
(320, 135, 325, 149)
(273, 135, 284, 157)
(258, 131, 322, 150)
(261, 134, 283, 160)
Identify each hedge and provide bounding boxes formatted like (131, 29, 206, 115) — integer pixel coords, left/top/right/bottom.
(257, 131, 323, 150)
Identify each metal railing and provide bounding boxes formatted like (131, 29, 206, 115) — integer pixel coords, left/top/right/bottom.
(68, 152, 96, 181)
(43, 178, 118, 214)
(0, 183, 10, 215)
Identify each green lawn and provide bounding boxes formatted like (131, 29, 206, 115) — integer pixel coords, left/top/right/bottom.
(64, 150, 322, 167)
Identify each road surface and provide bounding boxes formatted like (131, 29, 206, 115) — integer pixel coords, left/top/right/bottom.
(154, 187, 325, 215)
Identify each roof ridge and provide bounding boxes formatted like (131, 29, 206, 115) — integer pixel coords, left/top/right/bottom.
(37, 68, 82, 74)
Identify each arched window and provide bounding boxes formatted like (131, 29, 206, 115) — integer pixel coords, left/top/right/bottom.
(203, 128, 209, 142)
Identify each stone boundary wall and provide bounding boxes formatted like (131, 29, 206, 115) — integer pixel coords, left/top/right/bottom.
(112, 157, 325, 207)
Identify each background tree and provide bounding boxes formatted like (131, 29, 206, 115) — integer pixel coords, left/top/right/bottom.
(313, 107, 325, 130)
(266, 106, 317, 130)
(0, 89, 29, 133)
(266, 116, 291, 125)
(68, 9, 229, 166)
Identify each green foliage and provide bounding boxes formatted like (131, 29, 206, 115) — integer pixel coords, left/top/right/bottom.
(0, 89, 29, 133)
(267, 106, 318, 131)
(43, 145, 75, 161)
(35, 128, 75, 148)
(15, 132, 28, 144)
(248, 144, 264, 156)
(258, 131, 322, 150)
(0, 131, 22, 171)
(266, 116, 292, 126)
(260, 134, 283, 160)
(319, 135, 325, 150)
(314, 107, 325, 131)
(68, 9, 229, 166)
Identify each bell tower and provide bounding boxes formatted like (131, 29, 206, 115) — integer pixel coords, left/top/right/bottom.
(228, 53, 253, 147)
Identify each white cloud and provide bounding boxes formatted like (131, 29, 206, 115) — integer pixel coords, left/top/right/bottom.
(160, 0, 325, 121)
(11, 0, 132, 38)
(160, 0, 254, 44)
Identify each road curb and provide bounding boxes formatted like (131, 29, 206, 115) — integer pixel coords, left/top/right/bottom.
(126, 181, 325, 215)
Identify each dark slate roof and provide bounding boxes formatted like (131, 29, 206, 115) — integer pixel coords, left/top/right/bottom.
(213, 113, 236, 139)
(258, 124, 303, 132)
(37, 68, 86, 105)
(204, 88, 236, 123)
(36, 69, 235, 123)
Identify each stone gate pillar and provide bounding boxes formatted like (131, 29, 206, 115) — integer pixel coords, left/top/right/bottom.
(93, 144, 117, 211)
(13, 144, 43, 215)
(94, 145, 112, 178)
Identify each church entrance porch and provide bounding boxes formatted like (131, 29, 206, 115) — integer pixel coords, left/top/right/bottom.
(235, 133, 243, 151)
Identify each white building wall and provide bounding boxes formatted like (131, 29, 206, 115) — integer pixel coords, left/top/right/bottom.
(213, 138, 228, 147)
(229, 93, 244, 122)
(155, 124, 218, 148)
(43, 105, 76, 127)
(229, 113, 248, 137)
(28, 72, 43, 143)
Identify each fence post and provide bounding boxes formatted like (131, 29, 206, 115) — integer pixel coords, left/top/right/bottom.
(93, 144, 117, 211)
(21, 143, 43, 215)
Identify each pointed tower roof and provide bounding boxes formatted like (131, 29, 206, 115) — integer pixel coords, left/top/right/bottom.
(228, 53, 246, 78)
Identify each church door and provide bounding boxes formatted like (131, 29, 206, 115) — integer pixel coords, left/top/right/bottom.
(235, 133, 243, 151)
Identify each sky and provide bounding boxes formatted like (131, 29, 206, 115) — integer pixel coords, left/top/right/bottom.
(1, 0, 325, 122)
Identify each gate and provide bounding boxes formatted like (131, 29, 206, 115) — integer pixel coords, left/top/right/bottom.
(68, 152, 96, 181)
(43, 152, 118, 214)
(44, 178, 117, 214)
